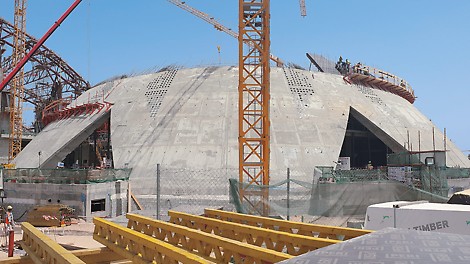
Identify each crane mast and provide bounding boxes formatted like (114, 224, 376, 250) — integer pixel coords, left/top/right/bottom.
(9, 0, 27, 162)
(239, 0, 271, 215)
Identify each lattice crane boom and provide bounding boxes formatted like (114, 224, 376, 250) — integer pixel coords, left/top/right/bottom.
(300, 0, 307, 16)
(166, 0, 283, 67)
(167, 0, 238, 39)
(9, 0, 28, 162)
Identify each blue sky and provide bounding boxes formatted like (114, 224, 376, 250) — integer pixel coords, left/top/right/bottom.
(1, 0, 469, 151)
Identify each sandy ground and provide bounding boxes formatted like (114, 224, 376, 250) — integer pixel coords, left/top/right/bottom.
(0, 220, 102, 259)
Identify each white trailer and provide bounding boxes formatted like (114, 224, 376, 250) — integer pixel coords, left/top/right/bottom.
(365, 201, 470, 235)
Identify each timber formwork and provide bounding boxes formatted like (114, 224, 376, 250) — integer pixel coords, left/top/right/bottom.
(4, 210, 371, 264)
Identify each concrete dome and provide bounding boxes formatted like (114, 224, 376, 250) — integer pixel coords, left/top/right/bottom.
(15, 66, 470, 194)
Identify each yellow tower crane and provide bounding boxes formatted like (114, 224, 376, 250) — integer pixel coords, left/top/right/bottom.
(9, 0, 27, 163)
(238, 0, 271, 215)
(239, 0, 308, 215)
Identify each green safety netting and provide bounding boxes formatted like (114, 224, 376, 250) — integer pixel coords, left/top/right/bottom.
(229, 167, 452, 218)
(1, 168, 131, 184)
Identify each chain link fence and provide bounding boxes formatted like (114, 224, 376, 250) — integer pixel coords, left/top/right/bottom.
(159, 168, 237, 211)
(133, 168, 239, 218)
(133, 166, 468, 225)
(228, 167, 460, 221)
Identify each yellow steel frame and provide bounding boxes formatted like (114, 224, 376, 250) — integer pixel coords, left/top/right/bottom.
(20, 222, 86, 264)
(239, 0, 271, 216)
(0, 248, 127, 264)
(168, 210, 338, 256)
(205, 209, 373, 240)
(9, 0, 27, 162)
(127, 213, 291, 263)
(93, 217, 209, 264)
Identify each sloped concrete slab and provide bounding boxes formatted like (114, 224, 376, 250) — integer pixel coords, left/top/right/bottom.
(15, 110, 110, 168)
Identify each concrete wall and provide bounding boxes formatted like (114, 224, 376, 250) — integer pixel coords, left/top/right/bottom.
(0, 137, 8, 164)
(2, 180, 129, 222)
(0, 106, 11, 164)
(87, 180, 129, 219)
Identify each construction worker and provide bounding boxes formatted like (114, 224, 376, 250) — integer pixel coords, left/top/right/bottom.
(335, 56, 343, 72)
(400, 79, 406, 88)
(5, 205, 14, 232)
(5, 205, 14, 257)
(354, 62, 362, 74)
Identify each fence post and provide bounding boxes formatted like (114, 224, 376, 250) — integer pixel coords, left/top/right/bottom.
(127, 182, 131, 213)
(156, 163, 160, 220)
(287, 168, 290, 221)
(393, 204, 398, 228)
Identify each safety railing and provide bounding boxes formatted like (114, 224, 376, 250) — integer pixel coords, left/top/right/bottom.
(127, 213, 291, 263)
(93, 217, 209, 263)
(168, 210, 340, 256)
(42, 97, 73, 126)
(42, 99, 112, 126)
(204, 209, 372, 241)
(343, 62, 416, 103)
(20, 222, 86, 264)
(352, 64, 414, 95)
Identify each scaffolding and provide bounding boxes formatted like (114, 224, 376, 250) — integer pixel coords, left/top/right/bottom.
(0, 17, 89, 129)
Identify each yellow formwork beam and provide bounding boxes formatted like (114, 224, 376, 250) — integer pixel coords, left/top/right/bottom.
(168, 210, 339, 256)
(0, 256, 33, 264)
(0, 248, 126, 264)
(93, 217, 210, 264)
(127, 213, 292, 263)
(71, 247, 129, 264)
(205, 209, 372, 240)
(20, 222, 86, 264)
